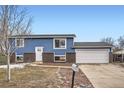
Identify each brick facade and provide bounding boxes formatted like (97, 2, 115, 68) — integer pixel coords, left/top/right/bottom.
(66, 52, 76, 63)
(10, 52, 76, 63)
(24, 53, 35, 62)
(42, 52, 76, 63)
(10, 53, 16, 63)
(42, 52, 54, 63)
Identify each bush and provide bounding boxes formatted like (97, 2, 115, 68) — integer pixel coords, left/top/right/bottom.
(0, 54, 7, 65)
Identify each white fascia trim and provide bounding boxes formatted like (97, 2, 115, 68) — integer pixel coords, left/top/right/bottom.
(74, 46, 112, 48)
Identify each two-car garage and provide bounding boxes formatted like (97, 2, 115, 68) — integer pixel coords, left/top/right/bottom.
(76, 49, 109, 63)
(74, 42, 112, 63)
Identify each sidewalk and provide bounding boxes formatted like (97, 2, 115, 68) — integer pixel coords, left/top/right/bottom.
(29, 63, 71, 69)
(0, 63, 29, 69)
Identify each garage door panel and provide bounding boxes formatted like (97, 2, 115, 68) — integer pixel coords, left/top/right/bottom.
(76, 58, 108, 63)
(76, 49, 109, 63)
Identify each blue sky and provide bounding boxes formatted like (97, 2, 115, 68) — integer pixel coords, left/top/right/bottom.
(24, 5, 124, 42)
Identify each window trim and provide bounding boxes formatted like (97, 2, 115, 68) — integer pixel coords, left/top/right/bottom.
(16, 54, 24, 62)
(54, 53, 66, 62)
(53, 38, 66, 49)
(15, 38, 24, 48)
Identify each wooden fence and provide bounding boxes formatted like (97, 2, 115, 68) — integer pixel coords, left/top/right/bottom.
(113, 54, 124, 62)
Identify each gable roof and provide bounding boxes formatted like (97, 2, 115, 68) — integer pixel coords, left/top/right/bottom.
(9, 34, 76, 38)
(74, 42, 112, 48)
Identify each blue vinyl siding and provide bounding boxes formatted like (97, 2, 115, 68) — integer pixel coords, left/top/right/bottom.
(15, 38, 75, 55)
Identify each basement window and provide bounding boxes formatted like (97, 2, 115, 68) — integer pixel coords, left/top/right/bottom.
(54, 55, 66, 62)
(16, 55, 23, 62)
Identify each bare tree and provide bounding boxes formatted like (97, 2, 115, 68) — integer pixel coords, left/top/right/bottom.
(118, 35, 124, 49)
(0, 5, 32, 81)
(101, 37, 115, 46)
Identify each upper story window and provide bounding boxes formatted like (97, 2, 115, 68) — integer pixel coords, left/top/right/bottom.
(54, 38, 66, 49)
(15, 39, 24, 47)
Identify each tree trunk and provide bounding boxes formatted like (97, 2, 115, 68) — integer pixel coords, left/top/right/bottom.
(6, 54, 10, 81)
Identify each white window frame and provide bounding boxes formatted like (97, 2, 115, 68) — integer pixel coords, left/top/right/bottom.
(16, 54, 23, 62)
(15, 38, 24, 48)
(54, 53, 66, 62)
(53, 38, 66, 49)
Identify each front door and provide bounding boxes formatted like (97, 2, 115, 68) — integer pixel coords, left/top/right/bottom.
(35, 47, 43, 61)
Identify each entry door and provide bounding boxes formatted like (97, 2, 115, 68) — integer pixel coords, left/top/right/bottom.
(35, 47, 43, 61)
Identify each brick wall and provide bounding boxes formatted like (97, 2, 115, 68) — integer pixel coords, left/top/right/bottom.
(10, 53, 15, 63)
(11, 52, 75, 63)
(24, 53, 35, 62)
(66, 52, 76, 63)
(43, 52, 75, 63)
(42, 52, 54, 63)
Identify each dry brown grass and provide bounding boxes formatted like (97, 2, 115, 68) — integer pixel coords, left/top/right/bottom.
(0, 66, 61, 88)
(0, 65, 93, 88)
(0, 54, 7, 65)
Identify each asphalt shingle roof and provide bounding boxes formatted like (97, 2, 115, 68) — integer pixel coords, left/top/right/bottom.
(74, 42, 112, 48)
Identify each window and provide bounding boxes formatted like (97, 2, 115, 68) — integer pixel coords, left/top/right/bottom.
(37, 48, 42, 52)
(16, 55, 23, 62)
(54, 39, 66, 49)
(15, 39, 24, 47)
(54, 55, 66, 62)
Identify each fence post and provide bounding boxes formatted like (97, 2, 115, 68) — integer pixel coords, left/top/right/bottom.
(109, 52, 113, 63)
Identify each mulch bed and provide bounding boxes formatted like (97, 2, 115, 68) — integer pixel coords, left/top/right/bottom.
(58, 68, 94, 88)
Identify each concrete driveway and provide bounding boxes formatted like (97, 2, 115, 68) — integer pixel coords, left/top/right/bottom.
(79, 63, 124, 88)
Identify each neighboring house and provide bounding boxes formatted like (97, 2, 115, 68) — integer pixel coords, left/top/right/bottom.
(9, 34, 112, 63)
(113, 49, 124, 62)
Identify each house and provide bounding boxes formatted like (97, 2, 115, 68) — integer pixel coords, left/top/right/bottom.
(10, 34, 76, 63)
(9, 34, 112, 63)
(113, 49, 124, 62)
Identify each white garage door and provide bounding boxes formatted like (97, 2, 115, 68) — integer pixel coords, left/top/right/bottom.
(76, 49, 109, 63)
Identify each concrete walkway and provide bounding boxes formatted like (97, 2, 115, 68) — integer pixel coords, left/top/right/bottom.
(29, 63, 71, 69)
(0, 62, 71, 69)
(0, 63, 29, 69)
(80, 63, 124, 88)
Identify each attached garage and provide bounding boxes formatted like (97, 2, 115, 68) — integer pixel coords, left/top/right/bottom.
(76, 49, 109, 63)
(74, 42, 112, 63)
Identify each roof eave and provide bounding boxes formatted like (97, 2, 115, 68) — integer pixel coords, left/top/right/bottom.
(73, 46, 112, 49)
(9, 35, 76, 39)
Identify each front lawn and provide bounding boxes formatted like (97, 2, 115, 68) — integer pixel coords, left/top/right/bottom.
(0, 65, 93, 88)
(0, 54, 7, 65)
